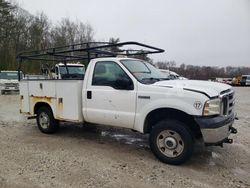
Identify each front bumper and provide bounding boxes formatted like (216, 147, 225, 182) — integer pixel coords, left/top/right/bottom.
(194, 113, 237, 144)
(2, 88, 19, 91)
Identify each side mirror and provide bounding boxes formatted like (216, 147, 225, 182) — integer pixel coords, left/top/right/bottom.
(114, 78, 134, 90)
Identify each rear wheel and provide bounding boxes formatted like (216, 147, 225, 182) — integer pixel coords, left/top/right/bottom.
(149, 120, 194, 165)
(36, 106, 59, 134)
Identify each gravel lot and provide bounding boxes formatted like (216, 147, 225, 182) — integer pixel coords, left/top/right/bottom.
(0, 87, 250, 188)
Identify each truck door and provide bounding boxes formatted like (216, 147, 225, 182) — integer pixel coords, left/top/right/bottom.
(85, 61, 136, 128)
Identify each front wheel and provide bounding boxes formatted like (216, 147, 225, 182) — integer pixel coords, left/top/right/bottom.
(149, 120, 194, 165)
(36, 106, 59, 134)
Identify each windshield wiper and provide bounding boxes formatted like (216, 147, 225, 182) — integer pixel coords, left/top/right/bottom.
(142, 77, 161, 81)
(141, 77, 161, 84)
(159, 78, 170, 80)
(141, 77, 170, 84)
(132, 71, 151, 74)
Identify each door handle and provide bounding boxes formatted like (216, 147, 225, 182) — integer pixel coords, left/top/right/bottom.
(87, 91, 92, 99)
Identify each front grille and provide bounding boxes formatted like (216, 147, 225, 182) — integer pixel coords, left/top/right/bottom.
(221, 89, 235, 116)
(4, 83, 19, 90)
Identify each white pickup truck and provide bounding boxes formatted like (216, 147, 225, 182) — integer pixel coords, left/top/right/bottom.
(0, 70, 21, 94)
(18, 42, 237, 165)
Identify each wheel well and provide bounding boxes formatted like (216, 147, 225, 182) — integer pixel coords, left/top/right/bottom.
(144, 108, 202, 138)
(34, 102, 52, 115)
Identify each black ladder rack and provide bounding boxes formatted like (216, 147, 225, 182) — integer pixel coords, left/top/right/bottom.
(17, 41, 164, 62)
(16, 41, 165, 80)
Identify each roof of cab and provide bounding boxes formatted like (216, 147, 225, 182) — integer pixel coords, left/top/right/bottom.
(57, 63, 85, 66)
(91, 57, 141, 62)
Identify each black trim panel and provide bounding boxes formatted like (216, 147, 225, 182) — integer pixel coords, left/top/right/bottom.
(138, 96, 150, 99)
(194, 113, 235, 129)
(156, 85, 173, 88)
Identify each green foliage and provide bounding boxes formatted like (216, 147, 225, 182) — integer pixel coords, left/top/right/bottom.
(0, 0, 16, 70)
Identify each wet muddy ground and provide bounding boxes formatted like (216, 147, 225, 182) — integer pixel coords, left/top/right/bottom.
(0, 87, 250, 188)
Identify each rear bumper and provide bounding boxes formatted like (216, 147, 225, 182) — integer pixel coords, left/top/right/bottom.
(194, 113, 236, 144)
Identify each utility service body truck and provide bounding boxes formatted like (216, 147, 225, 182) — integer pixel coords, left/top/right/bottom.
(18, 42, 237, 165)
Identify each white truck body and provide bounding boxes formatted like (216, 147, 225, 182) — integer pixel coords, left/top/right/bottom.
(20, 57, 235, 132)
(19, 57, 237, 164)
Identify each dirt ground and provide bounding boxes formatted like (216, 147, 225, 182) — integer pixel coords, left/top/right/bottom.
(0, 87, 249, 188)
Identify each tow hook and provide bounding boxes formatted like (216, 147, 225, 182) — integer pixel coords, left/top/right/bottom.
(230, 127, 237, 134)
(224, 138, 233, 144)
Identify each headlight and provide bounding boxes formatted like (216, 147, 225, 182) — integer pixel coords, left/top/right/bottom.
(203, 98, 221, 116)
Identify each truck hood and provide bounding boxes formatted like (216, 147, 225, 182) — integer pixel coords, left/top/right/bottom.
(153, 80, 232, 98)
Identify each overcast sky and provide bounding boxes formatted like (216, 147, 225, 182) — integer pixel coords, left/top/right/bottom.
(17, 0, 250, 66)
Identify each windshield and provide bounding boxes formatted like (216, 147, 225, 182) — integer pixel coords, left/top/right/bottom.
(120, 60, 168, 84)
(0, 72, 19, 80)
(59, 66, 85, 79)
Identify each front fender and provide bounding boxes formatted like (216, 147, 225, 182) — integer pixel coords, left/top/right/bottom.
(133, 97, 204, 133)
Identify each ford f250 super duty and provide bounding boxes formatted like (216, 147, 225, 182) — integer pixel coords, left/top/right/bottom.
(18, 42, 237, 165)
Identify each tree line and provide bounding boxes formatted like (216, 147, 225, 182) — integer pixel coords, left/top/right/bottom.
(156, 61, 250, 80)
(0, 0, 94, 73)
(1, 0, 249, 79)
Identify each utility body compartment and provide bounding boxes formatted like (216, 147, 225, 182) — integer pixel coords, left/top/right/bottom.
(20, 79, 84, 122)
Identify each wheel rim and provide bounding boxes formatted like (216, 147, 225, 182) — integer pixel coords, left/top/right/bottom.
(39, 112, 50, 129)
(156, 130, 184, 158)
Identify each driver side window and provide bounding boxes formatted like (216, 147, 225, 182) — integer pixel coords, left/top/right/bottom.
(92, 61, 132, 89)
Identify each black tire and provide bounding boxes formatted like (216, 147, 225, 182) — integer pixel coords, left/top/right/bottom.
(36, 106, 59, 134)
(149, 120, 194, 165)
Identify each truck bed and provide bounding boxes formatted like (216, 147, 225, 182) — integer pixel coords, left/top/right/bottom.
(20, 79, 84, 122)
